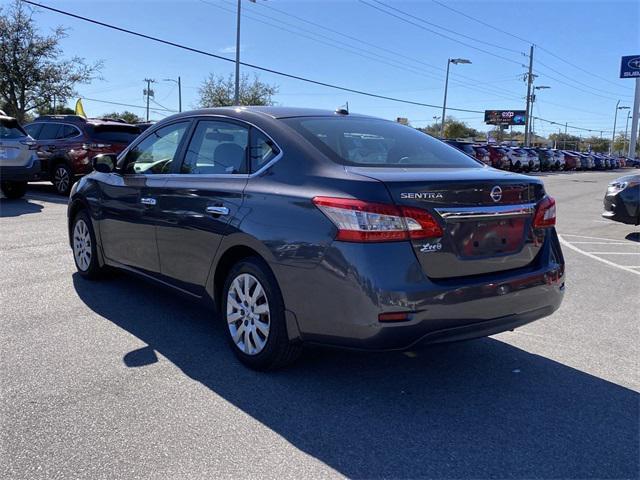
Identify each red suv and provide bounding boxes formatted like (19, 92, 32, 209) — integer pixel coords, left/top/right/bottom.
(24, 115, 141, 194)
(486, 145, 510, 170)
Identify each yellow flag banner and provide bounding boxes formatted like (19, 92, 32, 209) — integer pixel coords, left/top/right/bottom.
(75, 99, 87, 118)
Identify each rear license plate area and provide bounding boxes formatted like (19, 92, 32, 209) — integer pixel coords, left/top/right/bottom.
(453, 218, 526, 257)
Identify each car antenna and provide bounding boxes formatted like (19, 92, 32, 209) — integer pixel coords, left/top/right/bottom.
(335, 101, 349, 115)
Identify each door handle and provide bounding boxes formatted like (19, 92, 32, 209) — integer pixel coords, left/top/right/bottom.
(206, 206, 230, 216)
(140, 197, 156, 206)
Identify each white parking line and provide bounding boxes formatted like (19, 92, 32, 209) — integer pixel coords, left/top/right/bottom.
(570, 241, 630, 245)
(558, 234, 640, 276)
(586, 252, 640, 255)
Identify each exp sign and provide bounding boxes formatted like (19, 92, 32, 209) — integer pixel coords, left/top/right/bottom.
(484, 110, 527, 126)
(620, 55, 640, 78)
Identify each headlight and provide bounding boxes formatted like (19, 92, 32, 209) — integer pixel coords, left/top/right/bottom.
(608, 181, 627, 194)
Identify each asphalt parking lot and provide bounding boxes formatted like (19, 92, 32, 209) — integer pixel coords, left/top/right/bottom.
(1, 171, 638, 479)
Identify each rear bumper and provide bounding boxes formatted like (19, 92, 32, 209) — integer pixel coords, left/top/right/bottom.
(277, 229, 565, 350)
(0, 157, 41, 182)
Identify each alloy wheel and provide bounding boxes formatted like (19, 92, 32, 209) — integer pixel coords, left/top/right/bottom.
(54, 166, 70, 193)
(73, 219, 92, 271)
(226, 273, 270, 355)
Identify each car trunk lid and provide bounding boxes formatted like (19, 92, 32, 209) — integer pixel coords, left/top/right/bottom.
(347, 166, 547, 279)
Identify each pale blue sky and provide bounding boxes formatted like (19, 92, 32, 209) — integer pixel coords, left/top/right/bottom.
(17, 0, 640, 137)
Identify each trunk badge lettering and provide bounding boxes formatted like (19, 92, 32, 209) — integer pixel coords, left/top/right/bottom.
(490, 186, 502, 203)
(420, 242, 442, 253)
(401, 192, 443, 200)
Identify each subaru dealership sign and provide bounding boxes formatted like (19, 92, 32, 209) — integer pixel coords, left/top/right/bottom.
(620, 55, 640, 78)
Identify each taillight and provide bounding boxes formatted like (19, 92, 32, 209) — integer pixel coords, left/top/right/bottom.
(19, 139, 38, 150)
(533, 195, 556, 228)
(312, 196, 443, 242)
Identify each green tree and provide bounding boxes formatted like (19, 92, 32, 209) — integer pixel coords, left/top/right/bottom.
(612, 133, 628, 155)
(583, 136, 610, 153)
(102, 111, 144, 124)
(418, 116, 479, 139)
(548, 132, 581, 150)
(36, 105, 75, 116)
(198, 73, 278, 107)
(0, 1, 101, 122)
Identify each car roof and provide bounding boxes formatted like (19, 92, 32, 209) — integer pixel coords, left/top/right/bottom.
(162, 106, 378, 122)
(31, 115, 137, 128)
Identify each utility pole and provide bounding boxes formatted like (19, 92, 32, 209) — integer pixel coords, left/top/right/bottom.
(234, 0, 242, 105)
(524, 45, 535, 146)
(144, 78, 155, 122)
(564, 122, 567, 149)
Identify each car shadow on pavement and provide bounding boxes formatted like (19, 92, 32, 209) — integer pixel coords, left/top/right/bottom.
(626, 232, 640, 242)
(72, 273, 639, 479)
(0, 198, 44, 217)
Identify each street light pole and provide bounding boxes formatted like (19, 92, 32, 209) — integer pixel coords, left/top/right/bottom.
(624, 111, 631, 154)
(611, 103, 630, 154)
(440, 58, 471, 138)
(611, 100, 620, 154)
(163, 77, 182, 112)
(234, 0, 242, 105)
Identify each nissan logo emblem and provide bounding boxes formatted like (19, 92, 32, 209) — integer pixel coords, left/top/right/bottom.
(490, 186, 502, 202)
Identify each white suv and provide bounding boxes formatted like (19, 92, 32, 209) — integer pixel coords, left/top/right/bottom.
(0, 114, 40, 199)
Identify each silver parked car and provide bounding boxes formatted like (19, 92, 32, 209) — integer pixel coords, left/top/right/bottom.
(0, 113, 40, 199)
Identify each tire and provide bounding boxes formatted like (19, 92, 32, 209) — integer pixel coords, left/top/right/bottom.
(71, 210, 105, 280)
(52, 163, 73, 196)
(1, 181, 27, 199)
(221, 257, 302, 370)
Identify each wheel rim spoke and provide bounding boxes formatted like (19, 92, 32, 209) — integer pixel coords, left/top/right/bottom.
(226, 273, 270, 356)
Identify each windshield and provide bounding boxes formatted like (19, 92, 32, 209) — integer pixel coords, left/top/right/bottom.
(88, 124, 141, 144)
(283, 117, 481, 168)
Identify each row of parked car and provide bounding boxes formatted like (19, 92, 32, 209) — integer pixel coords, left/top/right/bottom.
(0, 113, 149, 197)
(444, 140, 640, 173)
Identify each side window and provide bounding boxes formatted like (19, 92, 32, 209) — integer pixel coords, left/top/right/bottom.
(24, 123, 42, 139)
(250, 129, 279, 172)
(181, 120, 248, 175)
(60, 124, 80, 139)
(125, 121, 189, 174)
(38, 123, 62, 140)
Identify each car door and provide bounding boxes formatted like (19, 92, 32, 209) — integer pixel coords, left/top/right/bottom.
(97, 120, 191, 275)
(154, 118, 257, 294)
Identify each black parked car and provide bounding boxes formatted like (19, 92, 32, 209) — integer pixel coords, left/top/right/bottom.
(602, 174, 640, 225)
(68, 107, 565, 370)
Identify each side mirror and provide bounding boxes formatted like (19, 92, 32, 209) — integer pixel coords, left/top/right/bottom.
(92, 154, 117, 173)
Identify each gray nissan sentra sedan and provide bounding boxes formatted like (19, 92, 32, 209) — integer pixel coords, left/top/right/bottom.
(67, 107, 565, 370)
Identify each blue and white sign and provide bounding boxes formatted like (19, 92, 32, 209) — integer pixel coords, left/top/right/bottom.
(620, 55, 640, 78)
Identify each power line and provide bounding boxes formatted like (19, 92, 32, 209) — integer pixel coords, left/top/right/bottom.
(80, 96, 176, 112)
(429, 0, 634, 94)
(359, 0, 527, 67)
(209, 0, 525, 102)
(367, 0, 524, 56)
(21, 0, 484, 114)
(24, 1, 613, 136)
(536, 59, 633, 99)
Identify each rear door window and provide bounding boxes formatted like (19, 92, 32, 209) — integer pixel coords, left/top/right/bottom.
(38, 123, 62, 140)
(24, 123, 43, 139)
(59, 124, 80, 139)
(181, 120, 249, 175)
(88, 125, 141, 144)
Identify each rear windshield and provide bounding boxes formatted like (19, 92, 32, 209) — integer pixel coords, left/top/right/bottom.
(0, 119, 27, 139)
(87, 124, 141, 144)
(282, 117, 481, 168)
